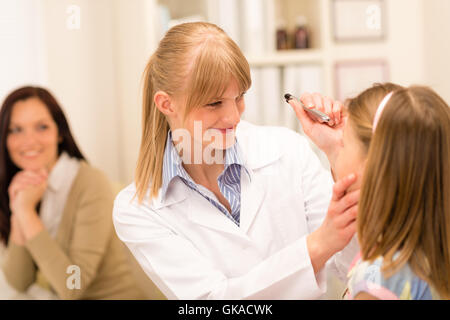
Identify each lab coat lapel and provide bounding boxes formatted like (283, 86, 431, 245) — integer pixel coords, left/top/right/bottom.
(157, 121, 283, 239)
(152, 177, 188, 210)
(240, 168, 266, 234)
(236, 121, 283, 234)
(186, 188, 250, 241)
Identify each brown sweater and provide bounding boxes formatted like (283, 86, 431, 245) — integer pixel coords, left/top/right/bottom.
(1, 162, 161, 299)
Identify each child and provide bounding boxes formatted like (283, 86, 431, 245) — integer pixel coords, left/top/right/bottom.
(338, 83, 450, 299)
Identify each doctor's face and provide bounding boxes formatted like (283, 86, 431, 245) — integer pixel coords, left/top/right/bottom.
(334, 120, 367, 192)
(172, 79, 245, 152)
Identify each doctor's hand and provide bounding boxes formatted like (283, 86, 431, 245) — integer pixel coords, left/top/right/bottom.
(307, 173, 359, 274)
(288, 92, 345, 170)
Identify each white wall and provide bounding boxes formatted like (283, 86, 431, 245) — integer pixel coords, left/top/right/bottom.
(39, 0, 122, 182)
(386, 0, 425, 87)
(423, 0, 450, 104)
(0, 0, 47, 100)
(1, 0, 157, 185)
(111, 0, 157, 185)
(322, 0, 425, 96)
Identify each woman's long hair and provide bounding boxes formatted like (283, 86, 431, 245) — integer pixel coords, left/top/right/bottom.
(356, 85, 450, 299)
(0, 86, 85, 244)
(135, 22, 251, 202)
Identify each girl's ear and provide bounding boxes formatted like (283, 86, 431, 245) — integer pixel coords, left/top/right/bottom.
(154, 91, 174, 116)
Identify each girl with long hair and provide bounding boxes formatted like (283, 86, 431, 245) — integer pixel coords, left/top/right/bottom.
(335, 83, 450, 299)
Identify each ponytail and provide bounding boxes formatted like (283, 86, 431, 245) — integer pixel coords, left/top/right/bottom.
(134, 22, 250, 203)
(135, 56, 170, 202)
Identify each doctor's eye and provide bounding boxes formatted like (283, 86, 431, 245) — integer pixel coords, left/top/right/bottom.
(206, 100, 222, 107)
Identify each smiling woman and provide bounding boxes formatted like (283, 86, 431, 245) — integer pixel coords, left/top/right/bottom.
(7, 98, 61, 171)
(112, 22, 360, 300)
(0, 86, 85, 244)
(0, 86, 149, 299)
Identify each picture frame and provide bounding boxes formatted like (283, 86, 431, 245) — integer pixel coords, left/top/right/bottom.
(334, 59, 389, 101)
(332, 0, 386, 42)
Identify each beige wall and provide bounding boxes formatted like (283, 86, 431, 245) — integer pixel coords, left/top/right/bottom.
(386, 0, 425, 86)
(111, 0, 157, 186)
(39, 0, 159, 185)
(0, 0, 47, 101)
(423, 0, 450, 103)
(40, 0, 122, 182)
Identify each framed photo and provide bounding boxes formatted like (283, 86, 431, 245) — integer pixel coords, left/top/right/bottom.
(332, 0, 386, 42)
(334, 60, 389, 101)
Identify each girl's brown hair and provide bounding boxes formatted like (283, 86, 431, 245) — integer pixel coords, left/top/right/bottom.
(135, 22, 251, 202)
(353, 84, 450, 299)
(346, 83, 404, 152)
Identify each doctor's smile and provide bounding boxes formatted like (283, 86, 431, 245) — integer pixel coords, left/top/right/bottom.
(212, 127, 235, 135)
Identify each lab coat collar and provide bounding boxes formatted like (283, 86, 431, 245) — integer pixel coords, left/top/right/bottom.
(154, 166, 265, 236)
(152, 121, 283, 233)
(235, 120, 284, 171)
(184, 171, 265, 238)
(160, 130, 251, 203)
(152, 176, 188, 210)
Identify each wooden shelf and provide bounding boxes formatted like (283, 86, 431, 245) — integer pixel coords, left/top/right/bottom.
(247, 49, 324, 67)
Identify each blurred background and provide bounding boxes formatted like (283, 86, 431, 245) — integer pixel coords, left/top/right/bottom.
(1, 0, 449, 187)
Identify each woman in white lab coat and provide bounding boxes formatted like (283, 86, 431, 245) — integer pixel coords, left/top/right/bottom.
(113, 22, 359, 299)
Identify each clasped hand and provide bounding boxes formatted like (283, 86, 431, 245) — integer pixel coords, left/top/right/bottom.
(8, 169, 48, 245)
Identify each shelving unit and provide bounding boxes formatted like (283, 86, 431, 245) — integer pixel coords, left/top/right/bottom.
(150, 0, 391, 96)
(246, 49, 324, 67)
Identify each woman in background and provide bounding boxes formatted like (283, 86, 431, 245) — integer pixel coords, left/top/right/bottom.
(0, 86, 147, 299)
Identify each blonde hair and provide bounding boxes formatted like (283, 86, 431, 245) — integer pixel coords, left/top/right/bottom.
(350, 84, 450, 299)
(135, 22, 251, 202)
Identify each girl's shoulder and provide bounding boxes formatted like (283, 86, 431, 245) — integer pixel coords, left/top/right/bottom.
(345, 254, 439, 300)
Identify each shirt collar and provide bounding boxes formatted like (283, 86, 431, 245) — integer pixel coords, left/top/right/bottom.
(160, 131, 250, 201)
(47, 152, 74, 192)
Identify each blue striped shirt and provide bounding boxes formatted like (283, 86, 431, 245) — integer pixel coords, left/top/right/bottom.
(161, 132, 249, 226)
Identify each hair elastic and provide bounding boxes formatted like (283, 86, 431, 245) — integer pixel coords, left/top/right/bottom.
(372, 91, 394, 132)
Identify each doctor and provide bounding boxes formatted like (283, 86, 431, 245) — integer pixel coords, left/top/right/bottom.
(113, 22, 359, 299)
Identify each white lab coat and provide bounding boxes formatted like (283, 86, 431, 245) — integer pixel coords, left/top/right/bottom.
(113, 120, 358, 300)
